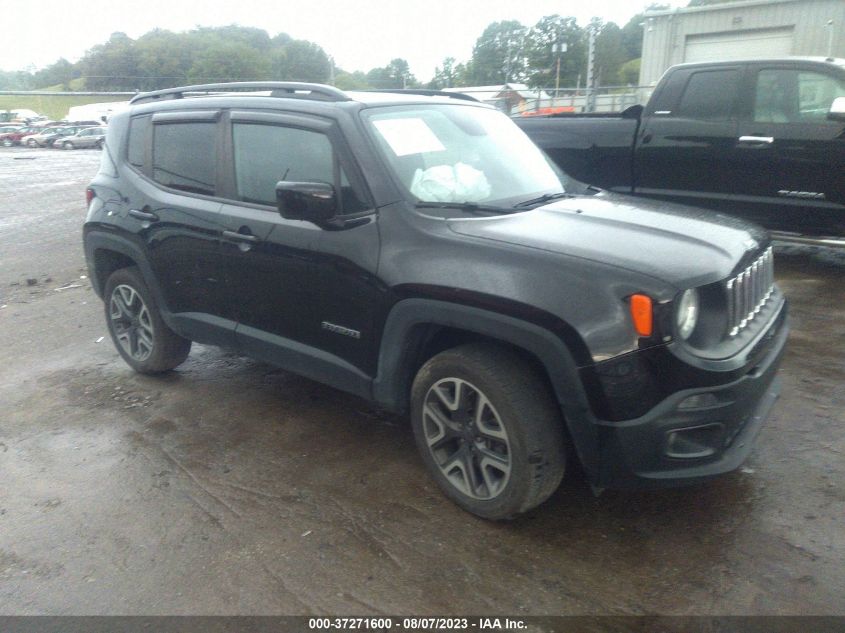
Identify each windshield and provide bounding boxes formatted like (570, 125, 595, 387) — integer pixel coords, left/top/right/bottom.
(362, 104, 565, 207)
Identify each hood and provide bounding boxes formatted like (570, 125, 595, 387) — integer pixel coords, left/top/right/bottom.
(446, 192, 768, 289)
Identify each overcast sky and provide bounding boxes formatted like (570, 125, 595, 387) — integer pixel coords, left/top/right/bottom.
(2, 0, 685, 80)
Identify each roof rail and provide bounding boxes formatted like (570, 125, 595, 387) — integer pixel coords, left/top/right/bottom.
(130, 82, 350, 105)
(362, 89, 479, 103)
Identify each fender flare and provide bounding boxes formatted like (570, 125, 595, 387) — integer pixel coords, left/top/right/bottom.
(372, 298, 602, 477)
(84, 231, 174, 325)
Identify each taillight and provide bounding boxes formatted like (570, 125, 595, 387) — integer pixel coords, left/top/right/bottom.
(629, 293, 654, 337)
(85, 187, 95, 206)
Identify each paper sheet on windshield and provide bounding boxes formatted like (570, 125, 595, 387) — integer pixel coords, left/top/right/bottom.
(372, 118, 445, 157)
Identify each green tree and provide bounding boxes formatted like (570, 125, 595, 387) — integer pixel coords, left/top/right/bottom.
(81, 32, 139, 90)
(134, 30, 193, 90)
(594, 21, 627, 85)
(272, 40, 331, 82)
(31, 58, 78, 89)
(525, 15, 585, 89)
(468, 20, 528, 84)
(187, 41, 271, 83)
(334, 70, 369, 90)
(367, 58, 416, 88)
(429, 56, 458, 89)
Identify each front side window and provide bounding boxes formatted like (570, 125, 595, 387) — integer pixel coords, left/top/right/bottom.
(754, 68, 845, 123)
(152, 122, 216, 195)
(362, 104, 563, 205)
(677, 70, 740, 121)
(231, 123, 366, 212)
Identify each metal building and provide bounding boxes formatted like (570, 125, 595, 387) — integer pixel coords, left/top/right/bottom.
(639, 0, 845, 86)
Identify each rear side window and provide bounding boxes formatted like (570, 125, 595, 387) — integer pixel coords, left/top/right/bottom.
(127, 116, 150, 170)
(677, 69, 740, 121)
(152, 122, 216, 196)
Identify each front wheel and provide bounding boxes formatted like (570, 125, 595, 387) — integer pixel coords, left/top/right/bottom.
(2, 138, 12, 147)
(62, 141, 73, 150)
(26, 138, 37, 147)
(411, 344, 566, 520)
(104, 267, 191, 374)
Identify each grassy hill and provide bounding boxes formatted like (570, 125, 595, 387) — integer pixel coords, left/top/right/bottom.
(0, 80, 131, 120)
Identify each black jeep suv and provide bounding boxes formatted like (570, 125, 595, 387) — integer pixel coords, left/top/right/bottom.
(83, 82, 788, 519)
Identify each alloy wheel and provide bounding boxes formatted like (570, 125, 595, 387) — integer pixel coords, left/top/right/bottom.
(109, 284, 155, 362)
(421, 378, 512, 500)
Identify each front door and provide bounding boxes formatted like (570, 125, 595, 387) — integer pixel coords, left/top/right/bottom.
(733, 63, 845, 237)
(217, 111, 380, 388)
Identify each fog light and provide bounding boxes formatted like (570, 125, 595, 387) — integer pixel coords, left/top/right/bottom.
(665, 423, 724, 459)
(678, 393, 720, 410)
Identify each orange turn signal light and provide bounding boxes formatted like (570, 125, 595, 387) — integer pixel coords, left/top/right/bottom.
(629, 294, 653, 337)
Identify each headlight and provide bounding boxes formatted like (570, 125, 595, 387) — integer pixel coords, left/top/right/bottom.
(676, 289, 699, 340)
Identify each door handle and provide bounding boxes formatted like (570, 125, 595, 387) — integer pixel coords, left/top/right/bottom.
(738, 136, 774, 145)
(222, 230, 259, 243)
(128, 208, 159, 222)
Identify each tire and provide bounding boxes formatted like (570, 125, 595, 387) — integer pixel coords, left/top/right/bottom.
(26, 138, 37, 147)
(103, 266, 191, 374)
(62, 141, 73, 150)
(411, 343, 566, 520)
(2, 138, 12, 147)
(96, 139, 104, 149)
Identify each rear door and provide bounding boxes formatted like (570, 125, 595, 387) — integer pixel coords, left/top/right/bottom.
(124, 110, 234, 346)
(732, 62, 845, 237)
(634, 65, 743, 210)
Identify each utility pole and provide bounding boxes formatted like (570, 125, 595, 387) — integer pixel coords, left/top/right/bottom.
(827, 20, 835, 58)
(552, 42, 567, 102)
(585, 25, 597, 112)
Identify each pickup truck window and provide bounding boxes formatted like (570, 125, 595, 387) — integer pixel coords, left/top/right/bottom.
(754, 68, 845, 123)
(677, 69, 740, 121)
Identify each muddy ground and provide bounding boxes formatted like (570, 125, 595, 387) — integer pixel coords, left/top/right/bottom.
(0, 147, 843, 615)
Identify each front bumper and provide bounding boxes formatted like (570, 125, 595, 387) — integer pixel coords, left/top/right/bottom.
(592, 302, 788, 489)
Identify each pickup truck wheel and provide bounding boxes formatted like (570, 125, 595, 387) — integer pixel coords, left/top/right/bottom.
(104, 267, 191, 374)
(411, 344, 565, 520)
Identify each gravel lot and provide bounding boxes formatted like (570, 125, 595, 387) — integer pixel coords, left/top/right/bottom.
(0, 146, 843, 615)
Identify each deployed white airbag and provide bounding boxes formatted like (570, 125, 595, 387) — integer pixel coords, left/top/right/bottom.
(410, 162, 491, 203)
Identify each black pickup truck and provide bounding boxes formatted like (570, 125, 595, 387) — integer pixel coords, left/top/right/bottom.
(516, 58, 845, 247)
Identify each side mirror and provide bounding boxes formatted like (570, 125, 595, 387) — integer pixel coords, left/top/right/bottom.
(276, 181, 337, 223)
(827, 96, 845, 122)
(621, 104, 644, 120)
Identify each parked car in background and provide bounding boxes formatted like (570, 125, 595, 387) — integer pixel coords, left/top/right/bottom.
(58, 126, 106, 149)
(1, 126, 41, 147)
(0, 125, 22, 136)
(26, 125, 94, 148)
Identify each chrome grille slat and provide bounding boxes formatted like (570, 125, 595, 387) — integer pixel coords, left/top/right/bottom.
(726, 247, 774, 337)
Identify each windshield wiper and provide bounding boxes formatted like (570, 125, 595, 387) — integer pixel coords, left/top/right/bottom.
(415, 202, 515, 215)
(513, 192, 574, 208)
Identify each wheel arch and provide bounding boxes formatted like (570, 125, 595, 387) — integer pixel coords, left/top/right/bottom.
(85, 232, 168, 312)
(372, 298, 603, 478)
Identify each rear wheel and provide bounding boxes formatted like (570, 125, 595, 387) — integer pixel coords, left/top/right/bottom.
(26, 138, 37, 147)
(104, 267, 191, 374)
(62, 141, 73, 150)
(2, 138, 12, 147)
(411, 343, 566, 520)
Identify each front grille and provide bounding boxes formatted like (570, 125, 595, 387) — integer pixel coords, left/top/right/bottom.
(726, 246, 774, 337)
